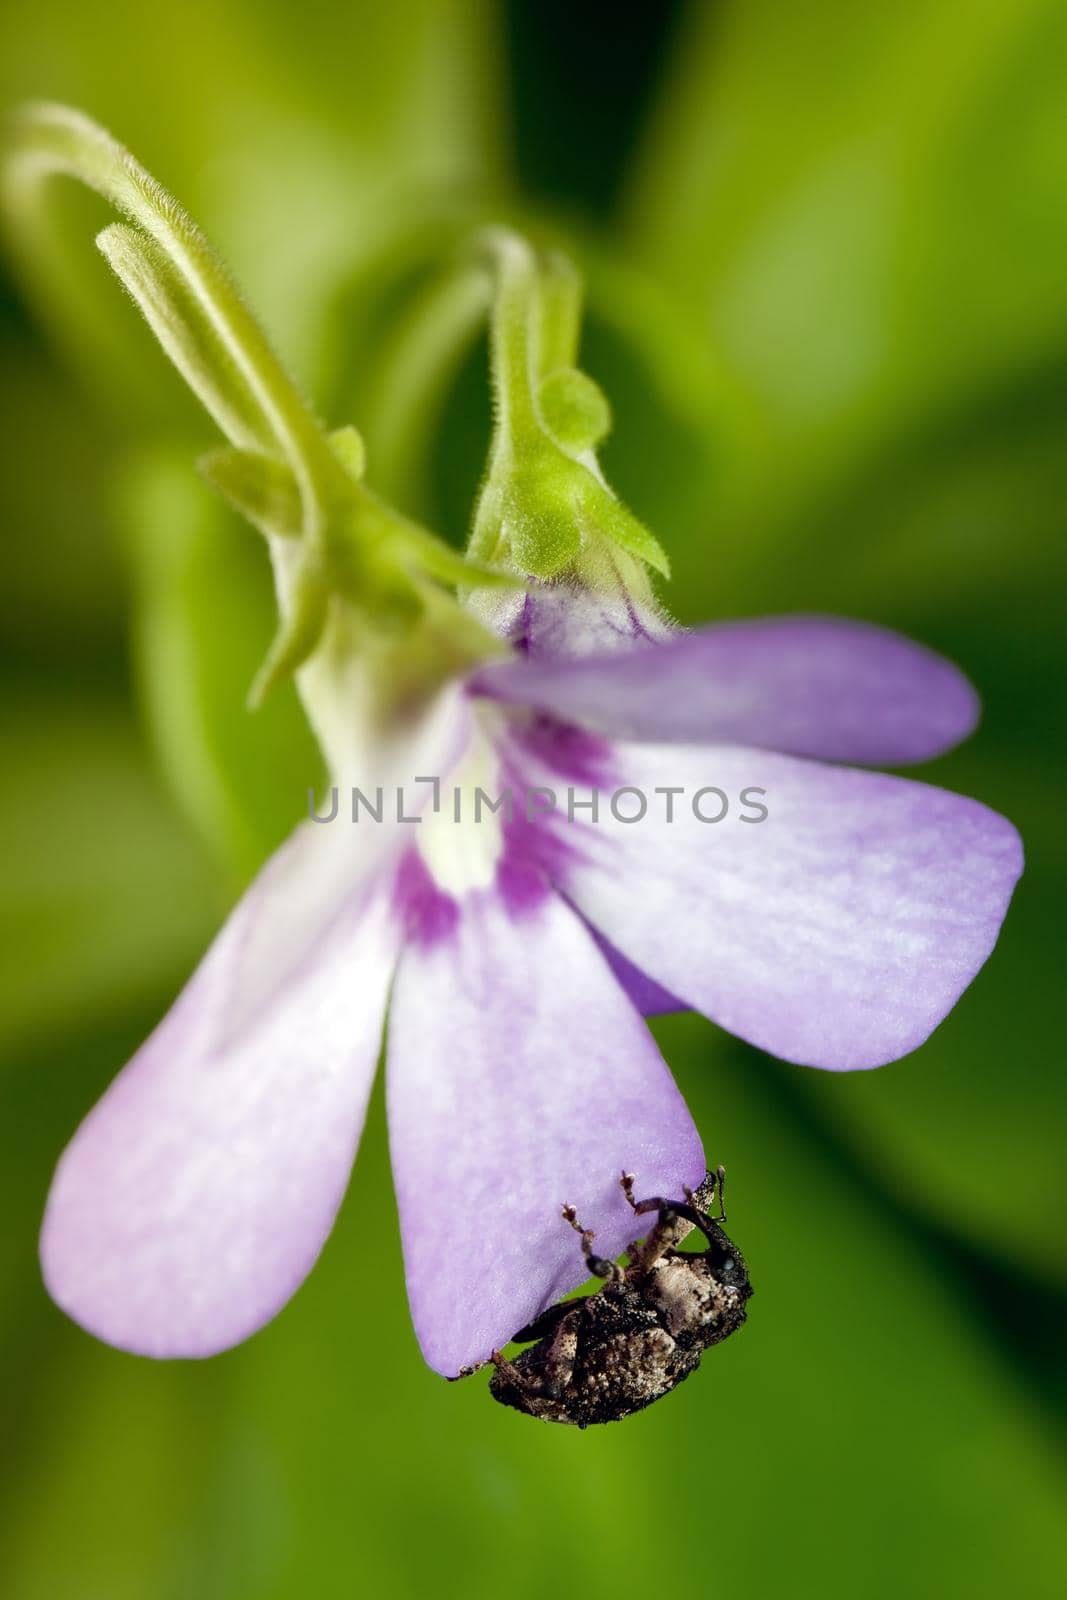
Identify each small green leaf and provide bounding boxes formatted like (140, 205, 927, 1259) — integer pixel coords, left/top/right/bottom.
(247, 564, 329, 709)
(328, 424, 367, 480)
(538, 367, 612, 453)
(198, 446, 302, 538)
(120, 449, 323, 883)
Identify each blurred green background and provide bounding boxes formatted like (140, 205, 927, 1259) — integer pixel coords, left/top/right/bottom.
(1, 2, 1065, 1596)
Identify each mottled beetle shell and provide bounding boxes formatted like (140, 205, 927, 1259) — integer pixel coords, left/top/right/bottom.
(489, 1173, 752, 1426)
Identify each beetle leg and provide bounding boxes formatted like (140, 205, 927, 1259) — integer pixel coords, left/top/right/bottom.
(619, 1176, 650, 1275)
(621, 1193, 687, 1268)
(538, 1315, 579, 1398)
(490, 1350, 534, 1390)
(512, 1299, 580, 1344)
(620, 1170, 733, 1265)
(620, 1172, 678, 1265)
(561, 1204, 624, 1286)
(491, 1314, 578, 1400)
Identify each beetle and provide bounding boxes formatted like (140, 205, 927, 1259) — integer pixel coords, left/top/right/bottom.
(487, 1166, 752, 1426)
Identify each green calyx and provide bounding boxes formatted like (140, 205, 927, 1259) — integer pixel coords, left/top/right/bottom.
(2, 102, 511, 712)
(468, 229, 670, 583)
(2, 107, 672, 739)
(198, 426, 512, 707)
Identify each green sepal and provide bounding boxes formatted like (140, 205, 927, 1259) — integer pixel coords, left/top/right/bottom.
(538, 367, 612, 453)
(201, 441, 520, 601)
(247, 563, 329, 709)
(198, 447, 302, 538)
(497, 447, 669, 581)
(505, 454, 585, 578)
(329, 425, 367, 480)
(507, 509, 581, 578)
(589, 489, 672, 578)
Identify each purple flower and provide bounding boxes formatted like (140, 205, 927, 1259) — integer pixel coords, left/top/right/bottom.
(41, 591, 1021, 1375)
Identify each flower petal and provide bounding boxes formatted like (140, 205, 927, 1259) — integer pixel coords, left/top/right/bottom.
(41, 824, 400, 1357)
(473, 614, 979, 764)
(387, 883, 705, 1376)
(468, 577, 672, 659)
(523, 739, 1022, 1071)
(588, 924, 688, 1017)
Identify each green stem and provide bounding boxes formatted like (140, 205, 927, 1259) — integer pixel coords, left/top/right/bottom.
(98, 222, 273, 453)
(535, 251, 583, 377)
(365, 263, 491, 506)
(4, 102, 338, 543)
(477, 227, 542, 445)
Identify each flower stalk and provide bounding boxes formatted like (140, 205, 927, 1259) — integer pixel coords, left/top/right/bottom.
(5, 102, 337, 530)
(2, 102, 508, 742)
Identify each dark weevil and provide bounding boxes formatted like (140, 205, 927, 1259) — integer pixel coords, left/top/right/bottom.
(487, 1166, 752, 1426)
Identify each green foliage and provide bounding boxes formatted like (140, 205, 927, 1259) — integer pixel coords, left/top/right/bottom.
(1, 2, 1065, 1597)
(618, 0, 1067, 1299)
(120, 449, 324, 885)
(0, 691, 216, 1053)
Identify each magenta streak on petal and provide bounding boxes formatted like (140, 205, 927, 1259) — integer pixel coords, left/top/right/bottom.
(500, 711, 616, 786)
(392, 706, 608, 933)
(472, 580, 672, 662)
(494, 850, 553, 918)
(513, 589, 535, 654)
(392, 848, 459, 947)
(487, 715, 618, 893)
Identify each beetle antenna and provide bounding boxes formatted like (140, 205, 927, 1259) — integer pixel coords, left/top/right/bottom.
(713, 1164, 727, 1223)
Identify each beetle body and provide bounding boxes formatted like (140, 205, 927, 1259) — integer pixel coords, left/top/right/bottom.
(489, 1168, 752, 1427)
